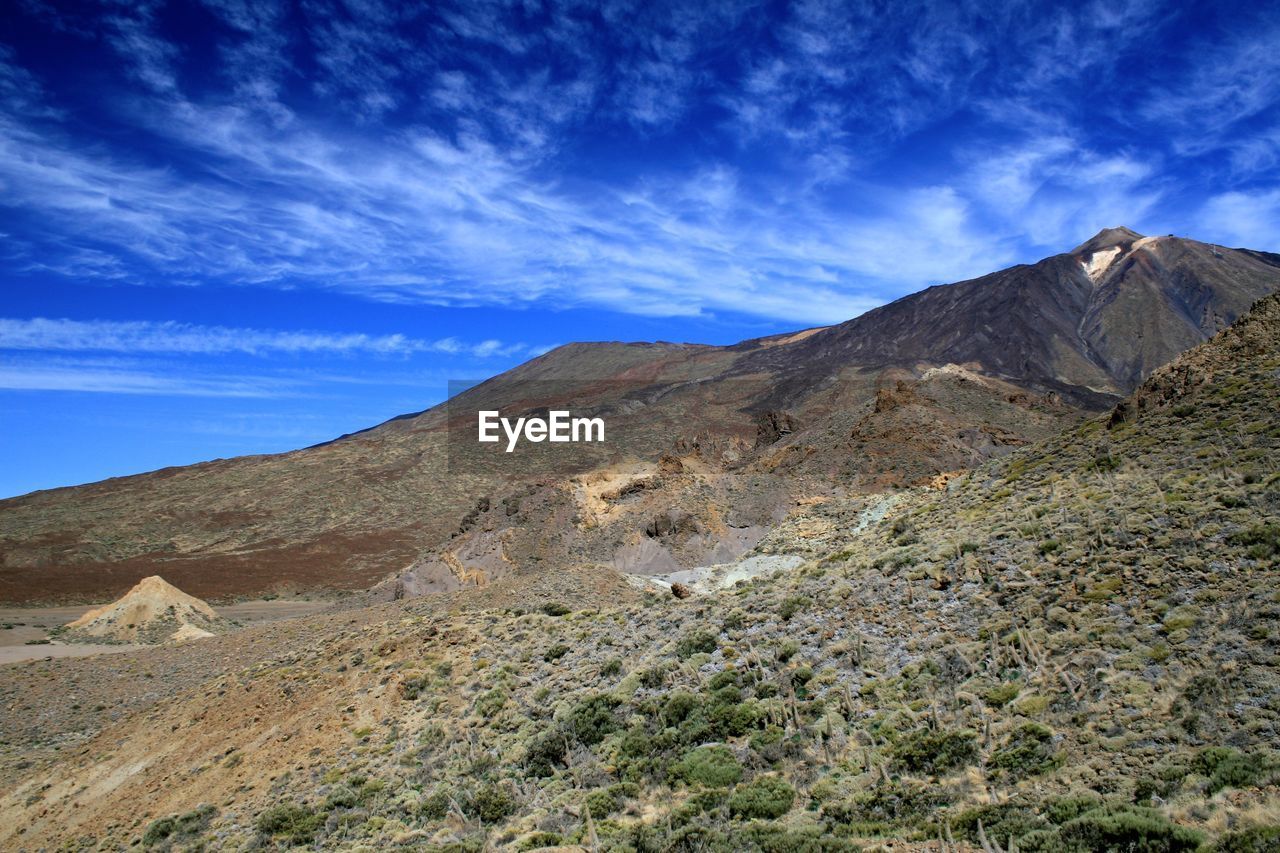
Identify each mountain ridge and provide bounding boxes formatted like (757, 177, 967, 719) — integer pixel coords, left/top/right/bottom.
(1, 228, 1277, 604)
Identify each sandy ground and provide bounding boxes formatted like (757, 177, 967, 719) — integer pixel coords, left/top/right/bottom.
(0, 598, 332, 665)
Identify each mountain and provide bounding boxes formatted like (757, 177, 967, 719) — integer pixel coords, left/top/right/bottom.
(1, 229, 1277, 604)
(2, 291, 1276, 850)
(736, 228, 1280, 405)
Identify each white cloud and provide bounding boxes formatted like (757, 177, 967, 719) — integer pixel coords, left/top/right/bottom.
(958, 135, 1162, 251)
(7, 0, 1271, 333)
(1197, 188, 1280, 250)
(0, 364, 284, 397)
(0, 318, 537, 359)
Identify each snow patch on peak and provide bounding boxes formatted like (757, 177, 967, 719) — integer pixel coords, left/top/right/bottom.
(1082, 246, 1122, 282)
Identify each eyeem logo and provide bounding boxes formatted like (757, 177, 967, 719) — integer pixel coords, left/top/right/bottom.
(478, 410, 605, 452)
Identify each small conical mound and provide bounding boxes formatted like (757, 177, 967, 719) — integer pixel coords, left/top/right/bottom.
(1072, 225, 1145, 255)
(64, 575, 227, 644)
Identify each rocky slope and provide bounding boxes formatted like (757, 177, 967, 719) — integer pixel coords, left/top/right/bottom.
(1, 294, 1277, 850)
(1, 229, 1277, 604)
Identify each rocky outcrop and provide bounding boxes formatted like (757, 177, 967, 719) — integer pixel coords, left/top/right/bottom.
(63, 575, 227, 644)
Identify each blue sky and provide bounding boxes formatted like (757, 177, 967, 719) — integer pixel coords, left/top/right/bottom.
(2, 0, 1279, 497)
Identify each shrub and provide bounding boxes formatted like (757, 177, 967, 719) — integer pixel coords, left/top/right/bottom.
(779, 595, 811, 621)
(1044, 794, 1104, 825)
(983, 682, 1021, 708)
(1057, 804, 1203, 852)
(1231, 523, 1280, 559)
(143, 804, 216, 847)
(541, 602, 572, 616)
(891, 728, 978, 775)
(1214, 825, 1280, 852)
(323, 786, 360, 810)
(729, 776, 796, 820)
(399, 674, 431, 700)
(708, 696, 763, 738)
(601, 658, 623, 676)
(676, 630, 718, 659)
(472, 783, 517, 823)
(568, 694, 620, 745)
(823, 781, 948, 825)
(584, 783, 637, 818)
(421, 790, 453, 820)
(255, 804, 324, 843)
(989, 723, 1062, 778)
(951, 802, 1047, 847)
(708, 669, 739, 690)
(1195, 747, 1276, 794)
(543, 644, 570, 662)
(475, 687, 507, 716)
(639, 665, 669, 688)
(739, 821, 860, 852)
(790, 667, 814, 689)
(673, 745, 743, 787)
(661, 691, 699, 727)
(524, 729, 566, 777)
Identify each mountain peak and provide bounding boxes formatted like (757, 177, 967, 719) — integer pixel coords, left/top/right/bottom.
(1072, 225, 1146, 255)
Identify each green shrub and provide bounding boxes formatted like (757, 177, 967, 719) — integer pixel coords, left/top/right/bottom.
(584, 783, 637, 818)
(729, 776, 796, 820)
(983, 682, 1021, 708)
(661, 691, 699, 727)
(676, 630, 718, 659)
(472, 783, 517, 823)
(823, 781, 948, 825)
(1195, 747, 1276, 793)
(421, 789, 453, 820)
(989, 722, 1062, 778)
(255, 804, 324, 843)
(541, 602, 572, 616)
(143, 804, 216, 847)
(601, 658, 623, 676)
(399, 673, 432, 700)
(1231, 523, 1280, 559)
(708, 669, 739, 690)
(673, 745, 743, 787)
(323, 785, 360, 810)
(524, 729, 566, 777)
(1044, 794, 1104, 825)
(951, 802, 1047, 847)
(738, 821, 860, 852)
(708, 695, 763, 737)
(891, 728, 978, 775)
(779, 595, 811, 621)
(639, 665, 669, 688)
(790, 667, 814, 689)
(1057, 804, 1203, 852)
(543, 644, 570, 662)
(568, 694, 620, 745)
(776, 640, 800, 663)
(1214, 825, 1280, 852)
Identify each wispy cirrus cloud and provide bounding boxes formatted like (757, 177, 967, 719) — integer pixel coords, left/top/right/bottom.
(0, 362, 288, 397)
(1197, 187, 1280, 249)
(0, 318, 535, 359)
(3, 0, 1279, 341)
